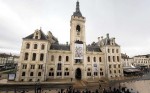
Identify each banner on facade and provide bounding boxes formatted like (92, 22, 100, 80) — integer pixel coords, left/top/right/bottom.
(93, 63, 98, 72)
(8, 74, 16, 81)
(75, 43, 83, 59)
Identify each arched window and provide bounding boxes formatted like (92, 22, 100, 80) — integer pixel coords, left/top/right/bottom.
(66, 56, 69, 62)
(38, 72, 41, 76)
(41, 44, 45, 50)
(30, 72, 34, 76)
(76, 25, 80, 32)
(32, 53, 36, 61)
(51, 55, 54, 61)
(26, 43, 30, 49)
(34, 44, 38, 49)
(87, 56, 90, 62)
(76, 25, 80, 35)
(24, 53, 28, 60)
(58, 56, 61, 61)
(50, 68, 54, 71)
(40, 53, 44, 61)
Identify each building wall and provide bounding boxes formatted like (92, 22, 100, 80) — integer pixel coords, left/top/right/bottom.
(16, 39, 49, 82)
(133, 56, 150, 68)
(15, 1, 124, 82)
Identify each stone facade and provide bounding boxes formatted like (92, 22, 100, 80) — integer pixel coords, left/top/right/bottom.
(15, 1, 124, 82)
(121, 53, 134, 67)
(0, 53, 19, 68)
(132, 55, 150, 68)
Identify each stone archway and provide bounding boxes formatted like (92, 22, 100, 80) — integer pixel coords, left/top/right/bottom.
(75, 68, 81, 80)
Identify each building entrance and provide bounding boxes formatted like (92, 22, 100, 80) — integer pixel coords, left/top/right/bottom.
(75, 68, 81, 80)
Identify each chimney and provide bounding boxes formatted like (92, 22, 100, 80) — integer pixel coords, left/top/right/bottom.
(98, 37, 100, 41)
(113, 38, 115, 44)
(66, 42, 68, 45)
(101, 36, 103, 40)
(106, 33, 109, 39)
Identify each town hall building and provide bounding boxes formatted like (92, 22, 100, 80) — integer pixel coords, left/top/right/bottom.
(15, 1, 124, 82)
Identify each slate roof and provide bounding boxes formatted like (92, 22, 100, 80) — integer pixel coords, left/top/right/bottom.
(50, 44, 70, 51)
(73, 1, 83, 18)
(23, 30, 47, 40)
(101, 38, 120, 47)
(86, 45, 102, 52)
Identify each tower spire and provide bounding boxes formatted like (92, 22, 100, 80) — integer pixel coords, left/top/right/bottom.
(73, 0, 83, 17)
(76, 0, 80, 12)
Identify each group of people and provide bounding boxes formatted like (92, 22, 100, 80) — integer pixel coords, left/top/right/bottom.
(57, 85, 137, 93)
(102, 87, 137, 93)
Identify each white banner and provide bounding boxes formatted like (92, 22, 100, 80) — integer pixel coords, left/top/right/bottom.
(75, 44, 83, 59)
(8, 74, 15, 80)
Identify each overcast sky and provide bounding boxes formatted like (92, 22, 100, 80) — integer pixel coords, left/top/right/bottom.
(0, 0, 150, 57)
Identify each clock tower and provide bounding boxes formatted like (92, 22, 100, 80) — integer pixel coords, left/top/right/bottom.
(70, 1, 86, 79)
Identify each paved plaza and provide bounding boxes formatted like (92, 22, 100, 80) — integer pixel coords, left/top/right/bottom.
(0, 71, 150, 93)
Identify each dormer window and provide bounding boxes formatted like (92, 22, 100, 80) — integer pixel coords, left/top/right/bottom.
(35, 32, 39, 39)
(33, 29, 41, 39)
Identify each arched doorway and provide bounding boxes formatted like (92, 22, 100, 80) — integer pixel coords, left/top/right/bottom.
(75, 68, 81, 80)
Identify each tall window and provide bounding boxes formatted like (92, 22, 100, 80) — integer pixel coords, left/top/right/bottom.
(22, 64, 27, 69)
(49, 68, 54, 76)
(76, 25, 80, 35)
(64, 68, 69, 76)
(34, 44, 38, 49)
(112, 49, 114, 53)
(66, 56, 69, 62)
(26, 43, 30, 49)
(108, 56, 111, 62)
(87, 56, 90, 62)
(51, 55, 54, 61)
(57, 63, 62, 70)
(93, 57, 96, 62)
(113, 56, 115, 62)
(99, 57, 101, 62)
(118, 64, 120, 68)
(22, 72, 25, 76)
(114, 65, 116, 68)
(32, 53, 36, 61)
(24, 53, 29, 60)
(38, 72, 41, 76)
(116, 49, 119, 53)
(40, 53, 44, 61)
(30, 72, 34, 76)
(117, 56, 119, 62)
(108, 49, 110, 53)
(94, 72, 98, 76)
(109, 65, 111, 68)
(58, 56, 61, 61)
(38, 65, 43, 69)
(41, 44, 45, 50)
(30, 65, 35, 69)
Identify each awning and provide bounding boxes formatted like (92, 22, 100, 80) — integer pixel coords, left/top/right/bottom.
(124, 68, 141, 73)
